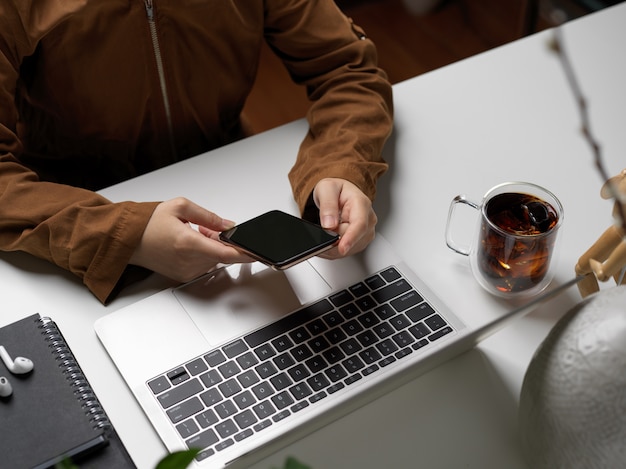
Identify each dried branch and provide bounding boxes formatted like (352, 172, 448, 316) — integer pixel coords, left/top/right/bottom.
(549, 27, 626, 234)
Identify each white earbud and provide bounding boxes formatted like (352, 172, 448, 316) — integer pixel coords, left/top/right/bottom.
(0, 376, 12, 397)
(0, 346, 34, 375)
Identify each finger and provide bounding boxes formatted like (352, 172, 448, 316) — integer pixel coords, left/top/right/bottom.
(314, 180, 341, 230)
(171, 197, 236, 231)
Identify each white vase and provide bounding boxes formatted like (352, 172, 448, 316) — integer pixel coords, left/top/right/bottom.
(518, 285, 626, 469)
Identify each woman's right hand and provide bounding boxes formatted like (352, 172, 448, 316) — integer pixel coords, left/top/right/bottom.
(129, 197, 252, 282)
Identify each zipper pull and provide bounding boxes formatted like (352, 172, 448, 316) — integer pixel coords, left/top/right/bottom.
(144, 0, 154, 20)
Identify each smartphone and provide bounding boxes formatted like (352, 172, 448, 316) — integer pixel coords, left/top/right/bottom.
(219, 210, 339, 270)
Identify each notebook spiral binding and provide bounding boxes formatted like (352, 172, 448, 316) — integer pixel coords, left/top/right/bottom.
(38, 316, 112, 432)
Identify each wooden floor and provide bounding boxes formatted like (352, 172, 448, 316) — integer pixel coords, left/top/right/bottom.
(242, 0, 546, 134)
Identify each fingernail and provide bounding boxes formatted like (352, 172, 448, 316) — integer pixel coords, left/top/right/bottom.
(321, 215, 335, 229)
(223, 219, 236, 229)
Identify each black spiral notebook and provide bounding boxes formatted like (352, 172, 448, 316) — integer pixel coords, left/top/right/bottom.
(0, 314, 135, 469)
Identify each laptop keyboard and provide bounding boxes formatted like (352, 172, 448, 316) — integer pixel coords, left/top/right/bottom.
(147, 266, 454, 462)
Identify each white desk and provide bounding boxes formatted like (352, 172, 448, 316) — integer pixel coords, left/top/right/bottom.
(1, 4, 624, 468)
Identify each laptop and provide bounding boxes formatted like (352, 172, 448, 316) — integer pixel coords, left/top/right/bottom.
(94, 234, 576, 468)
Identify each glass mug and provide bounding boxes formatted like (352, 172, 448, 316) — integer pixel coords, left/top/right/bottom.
(445, 182, 564, 298)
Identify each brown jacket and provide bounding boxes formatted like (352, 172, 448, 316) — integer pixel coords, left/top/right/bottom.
(0, 0, 393, 303)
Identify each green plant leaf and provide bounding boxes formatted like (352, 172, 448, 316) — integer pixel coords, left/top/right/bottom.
(273, 456, 312, 469)
(155, 448, 201, 469)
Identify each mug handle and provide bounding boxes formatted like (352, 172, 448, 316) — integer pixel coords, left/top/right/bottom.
(445, 194, 479, 256)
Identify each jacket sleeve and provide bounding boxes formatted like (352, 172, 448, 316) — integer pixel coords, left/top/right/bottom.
(265, 0, 393, 216)
(0, 4, 158, 304)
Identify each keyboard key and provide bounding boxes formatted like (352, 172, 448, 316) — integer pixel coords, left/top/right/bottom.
(339, 303, 360, 319)
(374, 304, 396, 320)
(186, 428, 218, 451)
(360, 347, 382, 364)
(215, 419, 238, 438)
(356, 330, 378, 347)
(306, 318, 328, 336)
(272, 335, 294, 352)
(329, 289, 353, 307)
(274, 352, 295, 370)
(237, 369, 260, 388)
(196, 409, 218, 428)
(218, 378, 242, 398)
(392, 331, 415, 348)
(390, 290, 424, 313)
(341, 319, 364, 336)
(325, 327, 347, 344)
(406, 302, 436, 322)
(253, 343, 276, 361)
(223, 339, 249, 358)
(287, 363, 310, 382)
(167, 397, 204, 424)
(270, 372, 293, 391)
(272, 391, 294, 410)
(167, 367, 189, 385)
(429, 326, 453, 341)
(186, 358, 208, 376)
(245, 299, 334, 348)
(389, 313, 411, 331)
(233, 390, 256, 410)
(215, 401, 237, 419)
(380, 267, 401, 283)
(291, 343, 313, 361)
(372, 322, 395, 339)
(289, 327, 311, 344)
(234, 409, 258, 429)
(358, 311, 380, 328)
(176, 419, 199, 438)
(148, 376, 171, 394)
(251, 382, 274, 400)
(339, 338, 362, 355)
(255, 361, 278, 379)
(234, 428, 254, 441)
(215, 439, 234, 451)
(205, 349, 227, 367)
(355, 295, 377, 312)
(254, 419, 273, 432)
(323, 310, 345, 327)
(322, 346, 345, 364)
(364, 274, 386, 290)
(342, 356, 365, 373)
(376, 339, 399, 356)
(200, 387, 223, 407)
(157, 379, 203, 409)
(253, 400, 276, 419)
(236, 352, 259, 370)
(289, 382, 312, 400)
(325, 364, 348, 382)
(291, 401, 309, 413)
(305, 356, 328, 373)
(218, 360, 241, 379)
(371, 279, 411, 303)
(408, 323, 430, 340)
(307, 373, 330, 391)
(425, 314, 447, 331)
(308, 336, 331, 353)
(272, 410, 291, 422)
(349, 282, 369, 297)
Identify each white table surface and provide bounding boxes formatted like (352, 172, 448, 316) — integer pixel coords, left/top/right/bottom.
(1, 4, 624, 468)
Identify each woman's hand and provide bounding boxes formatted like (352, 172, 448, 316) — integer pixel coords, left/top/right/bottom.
(129, 197, 252, 282)
(312, 178, 378, 258)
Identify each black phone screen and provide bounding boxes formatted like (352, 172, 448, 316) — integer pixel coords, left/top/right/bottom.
(219, 210, 339, 268)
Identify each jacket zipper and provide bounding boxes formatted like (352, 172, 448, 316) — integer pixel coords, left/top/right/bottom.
(144, 0, 177, 159)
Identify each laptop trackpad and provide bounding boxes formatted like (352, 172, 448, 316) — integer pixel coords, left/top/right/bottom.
(173, 262, 331, 347)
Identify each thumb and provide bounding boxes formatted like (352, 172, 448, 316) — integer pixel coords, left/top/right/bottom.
(170, 198, 236, 231)
(314, 179, 341, 230)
